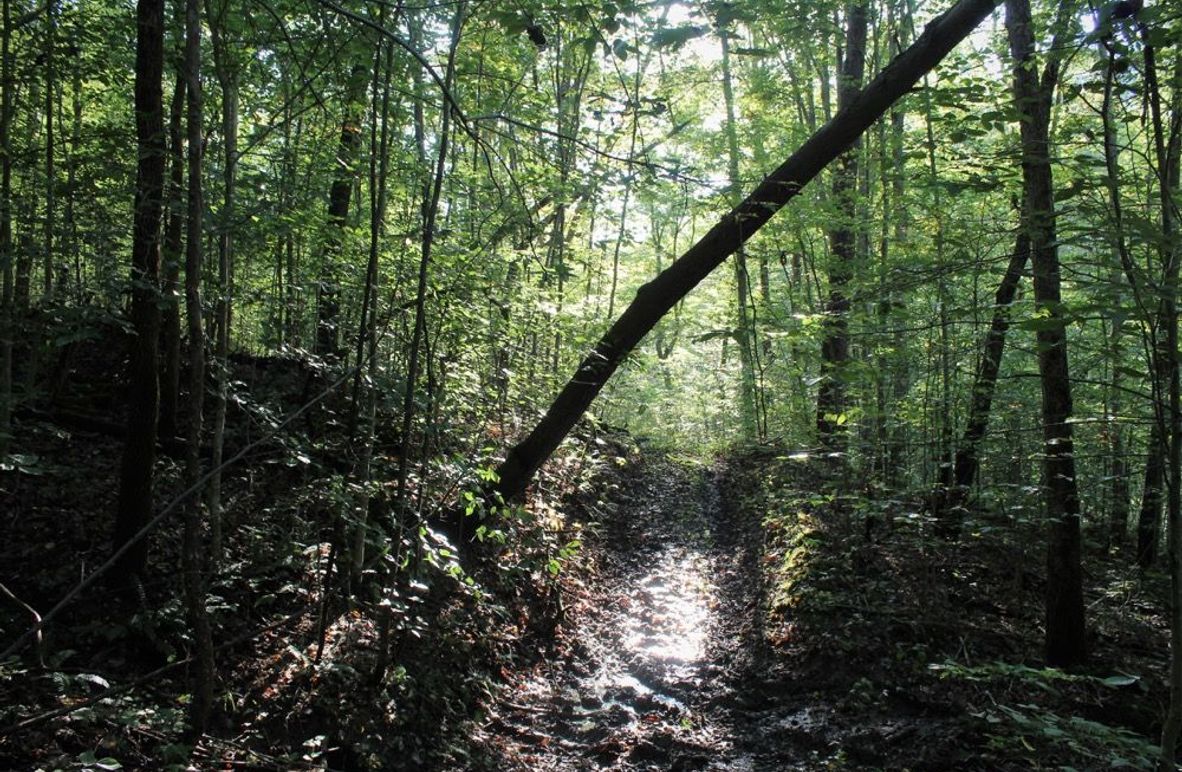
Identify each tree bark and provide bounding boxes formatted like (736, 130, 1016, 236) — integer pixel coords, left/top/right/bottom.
(494, 0, 1001, 502)
(817, 1, 868, 450)
(719, 22, 759, 440)
(314, 63, 368, 358)
(182, 0, 214, 731)
(205, 0, 238, 567)
(1005, 0, 1085, 669)
(112, 0, 166, 583)
(159, 69, 185, 441)
(942, 227, 1029, 516)
(0, 0, 12, 460)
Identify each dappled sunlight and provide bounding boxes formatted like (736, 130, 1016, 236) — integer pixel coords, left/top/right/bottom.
(623, 550, 713, 665)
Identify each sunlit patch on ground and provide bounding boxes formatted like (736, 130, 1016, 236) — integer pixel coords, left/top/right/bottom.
(623, 550, 713, 665)
(480, 459, 735, 768)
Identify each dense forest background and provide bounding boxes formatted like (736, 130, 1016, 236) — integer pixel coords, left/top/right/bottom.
(3, 0, 1182, 768)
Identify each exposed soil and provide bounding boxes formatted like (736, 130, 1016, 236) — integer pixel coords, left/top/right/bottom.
(473, 455, 820, 770)
(470, 452, 1169, 771)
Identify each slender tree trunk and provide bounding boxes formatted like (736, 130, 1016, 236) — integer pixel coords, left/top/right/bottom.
(1100, 40, 1132, 549)
(159, 71, 185, 441)
(0, 0, 12, 460)
(206, 0, 238, 566)
(65, 15, 82, 303)
(545, 31, 591, 383)
(923, 81, 954, 493)
(112, 0, 166, 583)
(719, 23, 759, 440)
(817, 2, 867, 450)
(42, 0, 56, 302)
(606, 103, 638, 321)
(884, 0, 911, 485)
(182, 0, 214, 731)
(942, 227, 1029, 516)
(349, 29, 394, 588)
(1005, 0, 1084, 668)
(1148, 25, 1182, 768)
(315, 63, 368, 358)
(495, 0, 1000, 502)
(396, 3, 464, 551)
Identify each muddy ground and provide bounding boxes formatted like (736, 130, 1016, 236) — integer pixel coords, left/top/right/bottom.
(468, 453, 1167, 771)
(472, 456, 896, 770)
(474, 457, 774, 769)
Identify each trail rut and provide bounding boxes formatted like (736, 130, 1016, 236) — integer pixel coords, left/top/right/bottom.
(476, 456, 811, 770)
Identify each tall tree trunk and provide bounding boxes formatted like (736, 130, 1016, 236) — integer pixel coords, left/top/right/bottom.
(494, 0, 1000, 502)
(182, 0, 214, 731)
(348, 27, 394, 589)
(922, 72, 954, 493)
(39, 0, 55, 305)
(1147, 21, 1182, 767)
(606, 101, 638, 321)
(816, 2, 868, 450)
(0, 0, 12, 460)
(112, 0, 166, 583)
(1100, 37, 1132, 550)
(396, 3, 464, 551)
(205, 0, 238, 566)
(942, 226, 1029, 516)
(1005, 0, 1084, 669)
(315, 63, 368, 358)
(42, 0, 56, 302)
(719, 22, 758, 440)
(65, 12, 82, 302)
(159, 70, 185, 441)
(884, 0, 911, 485)
(1140, 369, 1168, 565)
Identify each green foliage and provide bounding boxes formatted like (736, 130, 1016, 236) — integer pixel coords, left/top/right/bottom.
(982, 705, 1158, 769)
(932, 661, 1157, 768)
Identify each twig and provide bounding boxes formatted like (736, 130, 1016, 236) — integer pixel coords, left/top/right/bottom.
(0, 611, 302, 738)
(0, 361, 361, 662)
(0, 583, 44, 668)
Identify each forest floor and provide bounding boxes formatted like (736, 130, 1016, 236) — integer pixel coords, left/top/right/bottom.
(469, 452, 1170, 771)
(472, 454, 819, 770)
(0, 341, 1173, 770)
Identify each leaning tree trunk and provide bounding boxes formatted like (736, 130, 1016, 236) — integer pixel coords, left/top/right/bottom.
(112, 0, 166, 584)
(941, 225, 1029, 518)
(494, 0, 1001, 502)
(1006, 0, 1085, 669)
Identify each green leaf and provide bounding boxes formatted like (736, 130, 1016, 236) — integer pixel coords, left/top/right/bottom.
(651, 25, 707, 50)
(1101, 674, 1139, 687)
